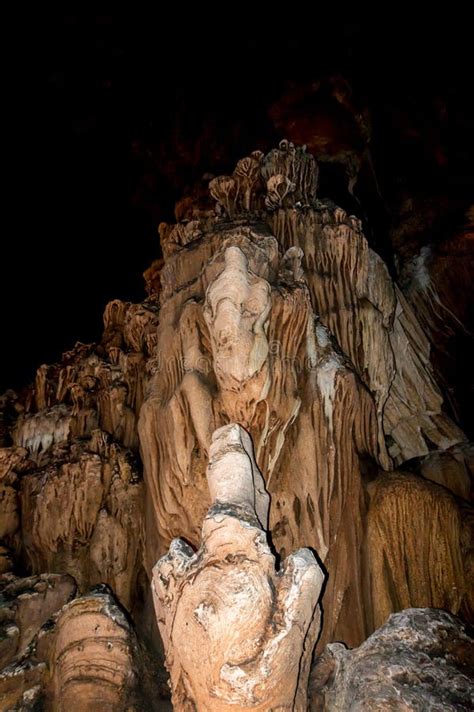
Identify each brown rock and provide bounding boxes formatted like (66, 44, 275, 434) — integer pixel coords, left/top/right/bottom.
(0, 573, 76, 664)
(365, 472, 469, 630)
(418, 443, 473, 500)
(0, 573, 75, 710)
(0, 140, 471, 707)
(19, 438, 144, 611)
(50, 588, 140, 711)
(398, 213, 474, 431)
(140, 142, 466, 649)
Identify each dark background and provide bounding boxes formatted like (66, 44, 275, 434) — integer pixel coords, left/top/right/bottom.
(3, 12, 473, 394)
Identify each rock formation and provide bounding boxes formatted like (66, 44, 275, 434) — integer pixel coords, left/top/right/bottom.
(0, 140, 472, 708)
(310, 608, 474, 711)
(153, 423, 324, 711)
(0, 583, 147, 711)
(365, 472, 467, 631)
(139, 140, 470, 650)
(51, 588, 141, 711)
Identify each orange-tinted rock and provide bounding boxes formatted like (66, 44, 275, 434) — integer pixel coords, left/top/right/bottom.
(418, 443, 473, 500)
(0, 573, 76, 663)
(50, 589, 140, 712)
(0, 573, 75, 710)
(19, 437, 144, 611)
(0, 138, 471, 707)
(399, 210, 474, 432)
(365, 472, 469, 630)
(140, 142, 466, 651)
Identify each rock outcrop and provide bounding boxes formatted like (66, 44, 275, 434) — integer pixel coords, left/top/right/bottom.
(139, 140, 469, 650)
(310, 608, 474, 711)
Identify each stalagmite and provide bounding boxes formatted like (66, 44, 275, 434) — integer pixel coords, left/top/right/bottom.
(136, 141, 471, 651)
(51, 589, 140, 712)
(152, 423, 325, 711)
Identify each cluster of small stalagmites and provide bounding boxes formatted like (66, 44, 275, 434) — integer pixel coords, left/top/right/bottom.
(12, 296, 159, 458)
(0, 291, 163, 708)
(158, 140, 320, 259)
(209, 140, 318, 217)
(0, 294, 158, 604)
(0, 579, 147, 711)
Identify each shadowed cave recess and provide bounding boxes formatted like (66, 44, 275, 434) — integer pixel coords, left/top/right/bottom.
(1, 14, 473, 711)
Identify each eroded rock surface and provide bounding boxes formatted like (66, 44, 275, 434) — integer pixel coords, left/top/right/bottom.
(140, 141, 469, 650)
(0, 573, 75, 711)
(0, 573, 75, 669)
(365, 471, 470, 631)
(310, 608, 474, 711)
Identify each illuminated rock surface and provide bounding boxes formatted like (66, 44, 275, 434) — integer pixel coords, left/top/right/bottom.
(0, 140, 472, 708)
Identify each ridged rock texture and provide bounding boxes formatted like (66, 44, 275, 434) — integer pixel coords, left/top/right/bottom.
(153, 423, 324, 711)
(0, 141, 473, 709)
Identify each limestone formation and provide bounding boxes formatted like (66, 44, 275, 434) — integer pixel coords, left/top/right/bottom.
(398, 212, 474, 428)
(0, 573, 75, 711)
(0, 140, 472, 707)
(153, 423, 324, 711)
(310, 608, 474, 711)
(365, 472, 468, 631)
(19, 436, 144, 611)
(267, 209, 465, 465)
(0, 581, 149, 711)
(140, 227, 382, 646)
(0, 447, 27, 572)
(0, 573, 75, 668)
(51, 588, 140, 711)
(417, 443, 473, 500)
(139, 144, 470, 652)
